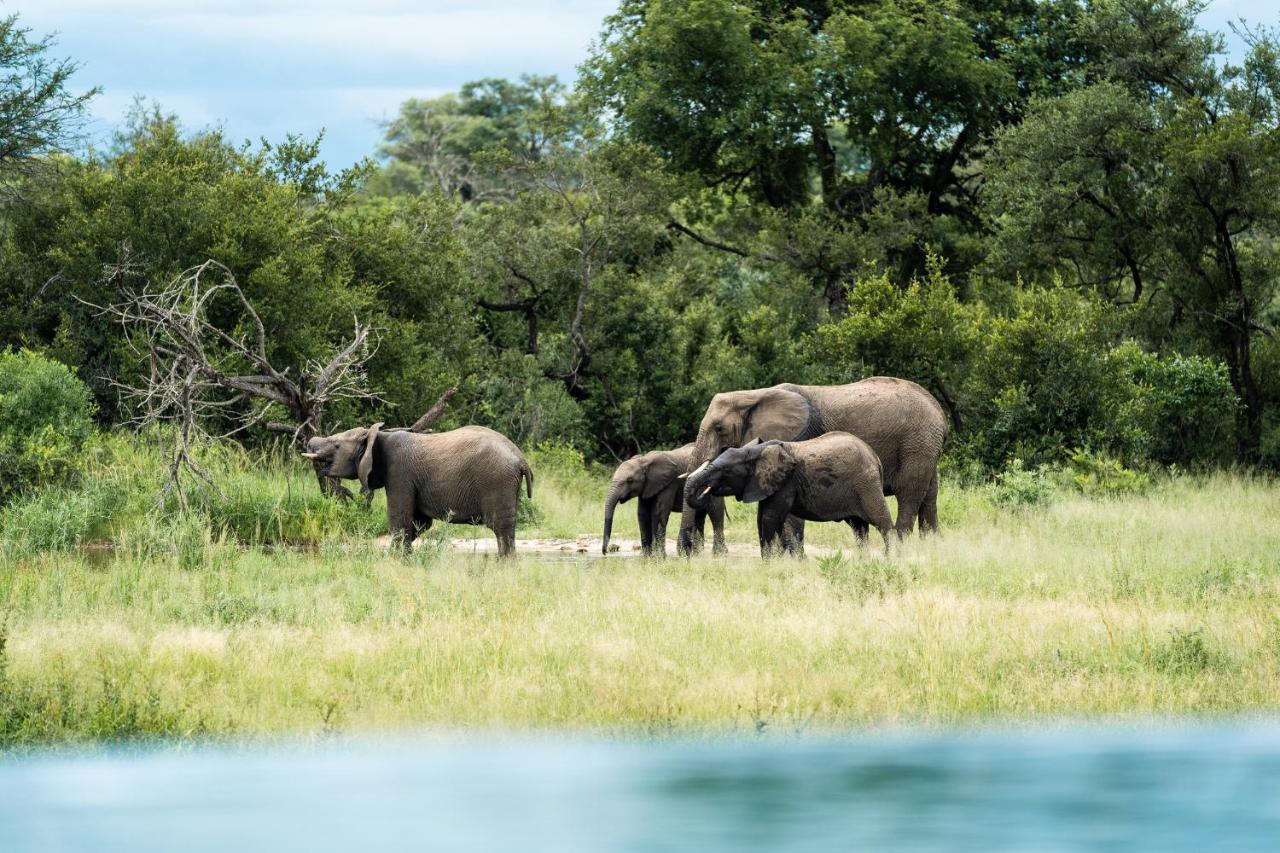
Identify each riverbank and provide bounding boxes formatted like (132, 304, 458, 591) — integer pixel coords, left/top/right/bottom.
(1, 440, 1276, 744)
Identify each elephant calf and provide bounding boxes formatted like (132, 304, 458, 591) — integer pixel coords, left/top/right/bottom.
(602, 443, 725, 557)
(685, 433, 893, 557)
(303, 423, 533, 557)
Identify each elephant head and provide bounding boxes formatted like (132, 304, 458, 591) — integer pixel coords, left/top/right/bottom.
(602, 451, 682, 554)
(302, 422, 385, 498)
(685, 439, 797, 509)
(678, 386, 816, 554)
(691, 387, 816, 471)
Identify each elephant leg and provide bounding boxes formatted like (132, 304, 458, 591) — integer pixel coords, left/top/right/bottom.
(649, 486, 680, 559)
(677, 499, 703, 557)
(485, 500, 519, 558)
(386, 491, 417, 555)
(709, 497, 727, 555)
(919, 471, 940, 534)
(847, 518, 870, 546)
(858, 485, 896, 555)
(783, 516, 805, 556)
(758, 500, 791, 558)
(892, 457, 938, 538)
(637, 499, 655, 556)
(494, 524, 516, 557)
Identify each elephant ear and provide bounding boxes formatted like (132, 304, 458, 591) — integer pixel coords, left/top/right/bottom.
(357, 422, 385, 499)
(641, 453, 681, 499)
(742, 388, 811, 443)
(743, 444, 796, 503)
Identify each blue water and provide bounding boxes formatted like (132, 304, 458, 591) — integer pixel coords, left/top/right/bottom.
(2, 724, 1279, 851)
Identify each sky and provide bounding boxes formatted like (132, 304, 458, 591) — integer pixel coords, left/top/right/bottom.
(7, 0, 1279, 170)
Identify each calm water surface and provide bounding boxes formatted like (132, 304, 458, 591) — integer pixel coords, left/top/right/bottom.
(2, 723, 1279, 851)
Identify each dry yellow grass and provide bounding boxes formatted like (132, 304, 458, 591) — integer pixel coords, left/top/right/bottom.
(1, 468, 1278, 744)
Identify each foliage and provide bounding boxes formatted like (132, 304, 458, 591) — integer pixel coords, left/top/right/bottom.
(987, 459, 1059, 508)
(808, 258, 979, 427)
(1066, 451, 1152, 497)
(984, 1, 1280, 455)
(0, 15, 98, 174)
(1107, 343, 1239, 466)
(0, 349, 94, 504)
(0, 5, 1277, 472)
(372, 74, 579, 200)
(584, 0, 1086, 300)
(3, 465, 1280, 744)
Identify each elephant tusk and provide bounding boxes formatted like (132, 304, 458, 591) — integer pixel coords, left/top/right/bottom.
(699, 486, 712, 499)
(680, 461, 709, 480)
(300, 452, 320, 459)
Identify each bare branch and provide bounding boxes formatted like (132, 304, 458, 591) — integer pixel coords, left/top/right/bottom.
(90, 255, 383, 497)
(409, 386, 459, 432)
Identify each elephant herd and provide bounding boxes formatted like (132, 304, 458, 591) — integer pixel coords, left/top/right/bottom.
(302, 376, 948, 558)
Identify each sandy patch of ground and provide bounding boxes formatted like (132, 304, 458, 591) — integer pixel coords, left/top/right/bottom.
(372, 534, 841, 559)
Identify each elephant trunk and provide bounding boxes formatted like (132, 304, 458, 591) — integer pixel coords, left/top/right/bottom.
(684, 462, 715, 510)
(602, 481, 626, 555)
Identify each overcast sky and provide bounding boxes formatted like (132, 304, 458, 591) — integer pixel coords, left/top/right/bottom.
(7, 0, 1278, 169)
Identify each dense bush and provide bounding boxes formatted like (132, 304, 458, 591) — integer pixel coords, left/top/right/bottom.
(0, 350, 95, 504)
(1108, 344, 1239, 467)
(813, 275, 1243, 472)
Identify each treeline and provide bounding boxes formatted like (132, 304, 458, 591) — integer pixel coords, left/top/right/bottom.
(1, 0, 1278, 476)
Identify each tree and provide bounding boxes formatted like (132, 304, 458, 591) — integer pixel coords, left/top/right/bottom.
(374, 75, 578, 201)
(0, 111, 478, 432)
(97, 260, 380, 502)
(984, 0, 1280, 453)
(584, 0, 1087, 306)
(469, 139, 675, 402)
(0, 14, 96, 175)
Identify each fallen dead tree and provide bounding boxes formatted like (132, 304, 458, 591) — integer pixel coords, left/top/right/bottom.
(94, 257, 458, 504)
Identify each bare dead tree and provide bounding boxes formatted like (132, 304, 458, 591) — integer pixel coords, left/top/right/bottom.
(92, 258, 381, 504)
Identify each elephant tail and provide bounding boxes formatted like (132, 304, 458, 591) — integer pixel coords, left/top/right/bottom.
(521, 462, 534, 499)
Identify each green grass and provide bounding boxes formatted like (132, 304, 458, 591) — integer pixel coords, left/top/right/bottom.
(0, 435, 1278, 747)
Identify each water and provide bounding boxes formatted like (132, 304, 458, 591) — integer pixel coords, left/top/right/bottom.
(2, 724, 1279, 851)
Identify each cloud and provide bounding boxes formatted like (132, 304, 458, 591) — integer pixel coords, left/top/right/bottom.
(9, 0, 616, 165)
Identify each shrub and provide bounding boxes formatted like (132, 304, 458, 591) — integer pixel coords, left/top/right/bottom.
(966, 287, 1133, 467)
(1067, 450, 1151, 497)
(474, 352, 590, 450)
(1108, 343, 1239, 467)
(988, 459, 1058, 508)
(0, 350, 95, 504)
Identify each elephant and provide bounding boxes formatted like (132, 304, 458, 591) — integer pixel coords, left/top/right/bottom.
(677, 377, 947, 555)
(302, 423, 533, 557)
(602, 443, 725, 557)
(685, 434, 894, 556)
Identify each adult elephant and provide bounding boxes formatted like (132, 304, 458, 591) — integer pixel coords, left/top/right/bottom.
(303, 424, 533, 556)
(602, 443, 725, 557)
(677, 377, 947, 554)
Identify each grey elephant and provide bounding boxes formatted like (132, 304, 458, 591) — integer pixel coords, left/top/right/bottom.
(602, 443, 725, 557)
(677, 377, 947, 555)
(685, 434, 893, 556)
(302, 423, 533, 556)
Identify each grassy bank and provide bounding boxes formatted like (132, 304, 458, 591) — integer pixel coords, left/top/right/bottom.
(0, 437, 1278, 746)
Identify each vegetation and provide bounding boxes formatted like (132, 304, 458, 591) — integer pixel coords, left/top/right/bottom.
(0, 2, 1278, 745)
(0, 437, 1276, 746)
(0, 1, 1274, 470)
(0, 349, 94, 504)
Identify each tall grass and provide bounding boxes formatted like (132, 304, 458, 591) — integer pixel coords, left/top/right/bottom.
(0, 435, 1277, 746)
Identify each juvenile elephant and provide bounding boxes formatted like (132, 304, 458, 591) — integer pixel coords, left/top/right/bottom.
(685, 434, 893, 556)
(678, 377, 946, 554)
(602, 443, 725, 557)
(303, 423, 533, 556)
